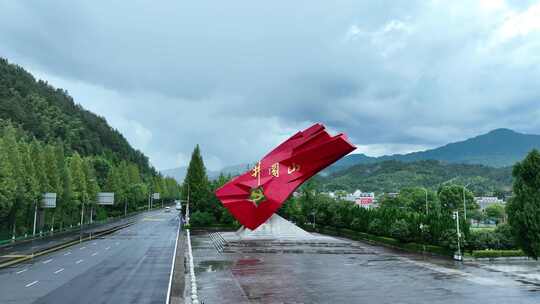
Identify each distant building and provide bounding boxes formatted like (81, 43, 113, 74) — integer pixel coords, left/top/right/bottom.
(475, 197, 505, 210)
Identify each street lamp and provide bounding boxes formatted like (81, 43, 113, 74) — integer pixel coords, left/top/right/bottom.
(453, 211, 462, 261)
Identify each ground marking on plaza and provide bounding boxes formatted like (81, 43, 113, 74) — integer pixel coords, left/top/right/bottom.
(54, 268, 64, 274)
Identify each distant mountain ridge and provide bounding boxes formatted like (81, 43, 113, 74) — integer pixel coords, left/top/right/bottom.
(162, 163, 250, 182)
(329, 128, 540, 172)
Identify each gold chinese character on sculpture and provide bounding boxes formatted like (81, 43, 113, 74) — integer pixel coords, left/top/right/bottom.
(268, 162, 279, 177)
(251, 161, 261, 185)
(287, 163, 300, 174)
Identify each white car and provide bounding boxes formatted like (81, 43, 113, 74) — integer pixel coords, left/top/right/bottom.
(164, 206, 171, 213)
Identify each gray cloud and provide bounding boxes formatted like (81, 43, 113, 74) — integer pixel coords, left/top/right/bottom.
(1, 0, 540, 170)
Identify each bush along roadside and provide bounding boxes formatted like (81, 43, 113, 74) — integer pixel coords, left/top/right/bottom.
(304, 225, 453, 257)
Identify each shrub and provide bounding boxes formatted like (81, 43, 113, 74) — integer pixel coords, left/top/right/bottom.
(472, 250, 525, 258)
(190, 211, 216, 227)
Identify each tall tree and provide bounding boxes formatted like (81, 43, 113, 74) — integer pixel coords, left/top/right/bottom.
(507, 149, 540, 259)
(183, 145, 210, 212)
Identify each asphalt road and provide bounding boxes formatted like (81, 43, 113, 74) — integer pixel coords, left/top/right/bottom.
(0, 210, 180, 304)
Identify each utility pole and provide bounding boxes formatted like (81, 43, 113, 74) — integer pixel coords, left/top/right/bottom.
(421, 187, 429, 215)
(463, 182, 471, 221)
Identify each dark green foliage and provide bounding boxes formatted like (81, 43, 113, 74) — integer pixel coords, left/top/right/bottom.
(467, 225, 516, 251)
(0, 57, 154, 176)
(190, 211, 216, 227)
(183, 145, 211, 211)
(321, 160, 512, 194)
(472, 249, 524, 258)
(507, 149, 540, 259)
(0, 58, 182, 237)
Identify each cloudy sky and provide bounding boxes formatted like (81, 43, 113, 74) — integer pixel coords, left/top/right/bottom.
(1, 0, 540, 171)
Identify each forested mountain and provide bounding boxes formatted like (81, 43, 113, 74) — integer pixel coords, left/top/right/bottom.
(320, 160, 512, 195)
(329, 128, 540, 172)
(0, 58, 180, 240)
(0, 58, 153, 175)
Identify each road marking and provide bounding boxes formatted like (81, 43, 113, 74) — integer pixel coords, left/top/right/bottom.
(105, 246, 110, 250)
(92, 242, 97, 245)
(64, 252, 72, 256)
(115, 242, 119, 245)
(54, 268, 64, 274)
(42, 259, 53, 264)
(75, 259, 84, 264)
(16, 268, 28, 274)
(80, 246, 86, 250)
(166, 216, 181, 304)
(25, 281, 38, 287)
(91, 252, 98, 256)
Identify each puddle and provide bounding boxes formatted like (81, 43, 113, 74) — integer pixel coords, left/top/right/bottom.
(196, 260, 234, 273)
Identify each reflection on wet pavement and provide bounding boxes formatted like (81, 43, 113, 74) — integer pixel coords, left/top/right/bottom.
(191, 232, 540, 303)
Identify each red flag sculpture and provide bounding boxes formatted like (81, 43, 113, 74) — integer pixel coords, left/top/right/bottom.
(215, 123, 356, 230)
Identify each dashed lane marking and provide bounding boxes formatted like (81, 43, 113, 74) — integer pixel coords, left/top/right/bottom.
(75, 259, 84, 264)
(16, 268, 28, 274)
(91, 252, 98, 256)
(105, 247, 110, 250)
(25, 281, 38, 287)
(80, 246, 86, 250)
(54, 268, 64, 274)
(64, 252, 71, 256)
(42, 259, 53, 264)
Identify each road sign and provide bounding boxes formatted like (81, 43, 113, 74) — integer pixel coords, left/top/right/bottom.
(41, 193, 57, 208)
(153, 193, 160, 200)
(97, 192, 115, 205)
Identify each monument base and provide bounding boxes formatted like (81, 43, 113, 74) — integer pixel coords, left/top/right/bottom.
(235, 214, 316, 240)
(209, 215, 368, 254)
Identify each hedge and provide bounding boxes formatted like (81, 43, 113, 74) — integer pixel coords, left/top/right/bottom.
(313, 226, 452, 256)
(472, 250, 525, 258)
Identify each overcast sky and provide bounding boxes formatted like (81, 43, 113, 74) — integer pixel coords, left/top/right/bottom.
(1, 0, 540, 170)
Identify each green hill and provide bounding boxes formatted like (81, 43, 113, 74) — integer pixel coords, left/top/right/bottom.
(0, 57, 179, 239)
(330, 128, 540, 172)
(321, 160, 513, 194)
(0, 58, 153, 175)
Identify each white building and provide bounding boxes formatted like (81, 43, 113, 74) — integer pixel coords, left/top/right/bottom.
(475, 197, 505, 210)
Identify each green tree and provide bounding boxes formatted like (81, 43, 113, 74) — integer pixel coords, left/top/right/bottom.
(485, 203, 505, 224)
(183, 145, 210, 212)
(507, 149, 540, 259)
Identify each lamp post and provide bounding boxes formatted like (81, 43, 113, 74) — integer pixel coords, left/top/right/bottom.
(453, 211, 462, 261)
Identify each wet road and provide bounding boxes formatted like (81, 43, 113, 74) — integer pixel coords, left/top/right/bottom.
(0, 210, 180, 304)
(192, 232, 540, 304)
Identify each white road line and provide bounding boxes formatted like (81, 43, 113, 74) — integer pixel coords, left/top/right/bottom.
(91, 252, 98, 256)
(105, 246, 110, 250)
(64, 252, 72, 256)
(80, 246, 86, 250)
(16, 268, 28, 274)
(25, 281, 38, 287)
(92, 242, 97, 245)
(54, 268, 64, 274)
(75, 259, 84, 264)
(166, 216, 181, 304)
(42, 259, 53, 264)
